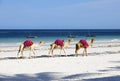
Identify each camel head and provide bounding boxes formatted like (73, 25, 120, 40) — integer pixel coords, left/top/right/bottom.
(68, 38, 73, 43)
(39, 41, 45, 46)
(63, 39, 73, 48)
(89, 38, 95, 47)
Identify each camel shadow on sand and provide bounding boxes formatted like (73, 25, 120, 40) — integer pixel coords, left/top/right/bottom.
(0, 51, 120, 60)
(0, 53, 77, 60)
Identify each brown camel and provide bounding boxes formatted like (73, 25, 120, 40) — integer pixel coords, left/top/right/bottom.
(48, 39, 73, 57)
(17, 40, 44, 58)
(75, 38, 95, 56)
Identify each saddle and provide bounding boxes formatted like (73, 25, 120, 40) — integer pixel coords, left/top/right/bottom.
(79, 39, 89, 48)
(24, 40, 33, 47)
(55, 39, 64, 47)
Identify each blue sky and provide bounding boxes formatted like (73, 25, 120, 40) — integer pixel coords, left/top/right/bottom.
(0, 0, 120, 29)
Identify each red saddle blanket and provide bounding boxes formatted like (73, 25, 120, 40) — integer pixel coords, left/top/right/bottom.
(24, 40, 33, 47)
(55, 39, 64, 47)
(79, 39, 89, 48)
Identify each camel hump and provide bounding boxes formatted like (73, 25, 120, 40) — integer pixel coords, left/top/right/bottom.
(55, 39, 64, 47)
(24, 40, 34, 47)
(79, 39, 89, 48)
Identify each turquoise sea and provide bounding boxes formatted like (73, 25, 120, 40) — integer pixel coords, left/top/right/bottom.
(0, 29, 120, 49)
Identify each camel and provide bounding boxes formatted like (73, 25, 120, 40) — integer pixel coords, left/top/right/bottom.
(75, 38, 95, 56)
(17, 40, 44, 58)
(48, 39, 73, 57)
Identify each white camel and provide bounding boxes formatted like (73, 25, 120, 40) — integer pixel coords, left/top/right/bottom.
(75, 38, 95, 56)
(17, 40, 44, 58)
(48, 39, 73, 57)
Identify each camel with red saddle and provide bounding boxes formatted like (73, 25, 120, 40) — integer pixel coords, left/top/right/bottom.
(17, 40, 44, 58)
(75, 38, 95, 56)
(48, 39, 73, 57)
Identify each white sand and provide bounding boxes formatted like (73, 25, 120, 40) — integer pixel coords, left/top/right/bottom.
(0, 44, 120, 81)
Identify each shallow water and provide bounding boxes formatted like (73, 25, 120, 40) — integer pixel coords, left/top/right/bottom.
(0, 29, 120, 50)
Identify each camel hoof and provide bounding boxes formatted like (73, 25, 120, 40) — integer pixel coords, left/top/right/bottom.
(18, 56, 26, 59)
(48, 55, 51, 57)
(82, 55, 85, 56)
(29, 57, 32, 59)
(75, 54, 78, 57)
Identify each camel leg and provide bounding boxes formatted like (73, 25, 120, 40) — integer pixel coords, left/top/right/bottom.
(17, 53, 19, 59)
(17, 45, 22, 59)
(17, 51, 21, 59)
(48, 46, 52, 56)
(83, 48, 87, 56)
(75, 44, 80, 57)
(48, 44, 52, 56)
(18, 45, 25, 59)
(59, 47, 66, 56)
(29, 50, 32, 59)
(60, 48, 62, 56)
(17, 49, 20, 59)
(17, 49, 20, 58)
(18, 50, 24, 59)
(62, 48, 67, 56)
(83, 48, 85, 56)
(48, 50, 51, 57)
(51, 49, 54, 56)
(32, 49, 36, 58)
(29, 47, 33, 59)
(21, 48, 24, 58)
(48, 44, 55, 57)
(48, 49, 54, 57)
(75, 49, 79, 57)
(33, 50, 35, 55)
(85, 48, 88, 56)
(51, 45, 56, 57)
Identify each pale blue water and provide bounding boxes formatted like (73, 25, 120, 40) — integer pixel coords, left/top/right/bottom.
(0, 29, 120, 47)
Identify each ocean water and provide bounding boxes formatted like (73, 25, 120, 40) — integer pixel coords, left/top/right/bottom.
(0, 29, 120, 49)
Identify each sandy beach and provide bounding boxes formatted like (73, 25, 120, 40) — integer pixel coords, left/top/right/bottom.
(0, 42, 120, 81)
